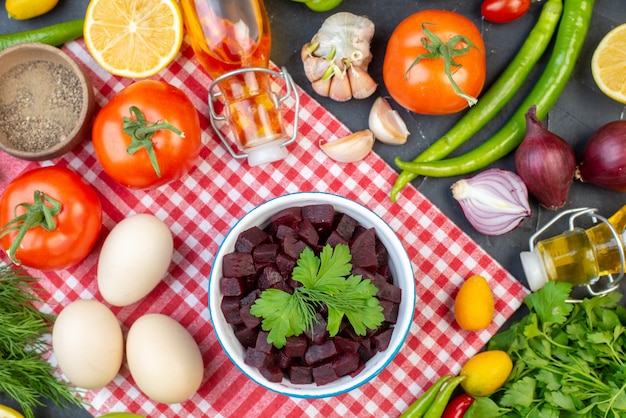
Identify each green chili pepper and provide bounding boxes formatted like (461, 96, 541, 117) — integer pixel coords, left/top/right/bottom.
(400, 374, 453, 418)
(0, 19, 84, 51)
(389, 0, 563, 202)
(423, 376, 467, 418)
(391, 0, 594, 190)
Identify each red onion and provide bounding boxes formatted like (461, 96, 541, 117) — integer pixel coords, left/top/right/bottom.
(514, 105, 576, 210)
(576, 120, 626, 192)
(451, 168, 531, 236)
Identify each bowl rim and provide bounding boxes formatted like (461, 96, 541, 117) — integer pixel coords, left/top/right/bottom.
(208, 191, 416, 398)
(0, 42, 95, 161)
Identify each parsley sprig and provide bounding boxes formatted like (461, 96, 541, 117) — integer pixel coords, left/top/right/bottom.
(250, 244, 384, 349)
(467, 280, 626, 417)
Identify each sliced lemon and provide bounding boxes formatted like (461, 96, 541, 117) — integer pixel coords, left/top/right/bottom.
(591, 23, 626, 104)
(84, 0, 183, 78)
(0, 404, 24, 418)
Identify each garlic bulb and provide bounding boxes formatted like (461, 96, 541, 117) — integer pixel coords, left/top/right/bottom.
(320, 130, 374, 163)
(451, 168, 531, 236)
(368, 97, 410, 144)
(302, 12, 377, 101)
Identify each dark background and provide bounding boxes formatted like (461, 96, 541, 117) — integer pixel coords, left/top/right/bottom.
(1, 0, 625, 416)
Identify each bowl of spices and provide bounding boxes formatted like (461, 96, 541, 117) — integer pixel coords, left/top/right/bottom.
(0, 42, 95, 161)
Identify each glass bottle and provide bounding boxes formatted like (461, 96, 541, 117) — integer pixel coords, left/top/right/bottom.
(180, 0, 293, 165)
(520, 204, 626, 291)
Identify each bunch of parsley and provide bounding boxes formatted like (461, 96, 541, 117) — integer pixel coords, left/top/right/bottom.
(467, 280, 626, 417)
(250, 244, 384, 349)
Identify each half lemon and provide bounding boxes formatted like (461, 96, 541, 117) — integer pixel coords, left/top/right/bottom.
(591, 23, 626, 104)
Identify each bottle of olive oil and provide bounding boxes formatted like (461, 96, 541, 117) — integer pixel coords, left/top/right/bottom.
(521, 204, 626, 291)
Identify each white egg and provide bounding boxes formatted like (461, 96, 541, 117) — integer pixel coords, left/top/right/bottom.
(97, 213, 173, 307)
(52, 299, 123, 389)
(126, 314, 204, 404)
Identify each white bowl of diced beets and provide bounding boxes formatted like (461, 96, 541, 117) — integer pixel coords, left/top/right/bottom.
(208, 192, 415, 398)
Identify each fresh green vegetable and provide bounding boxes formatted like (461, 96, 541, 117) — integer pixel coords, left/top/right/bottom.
(392, 0, 593, 181)
(250, 244, 384, 348)
(423, 376, 466, 418)
(401, 375, 453, 418)
(0, 264, 84, 418)
(468, 280, 626, 417)
(0, 19, 84, 51)
(389, 0, 563, 202)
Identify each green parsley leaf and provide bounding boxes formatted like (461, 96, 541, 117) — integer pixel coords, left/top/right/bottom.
(523, 280, 573, 326)
(251, 244, 385, 348)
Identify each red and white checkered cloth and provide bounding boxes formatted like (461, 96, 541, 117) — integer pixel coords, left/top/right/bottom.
(0, 38, 528, 417)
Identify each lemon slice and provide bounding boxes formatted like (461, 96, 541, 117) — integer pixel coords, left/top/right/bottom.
(0, 404, 24, 418)
(84, 0, 183, 78)
(591, 23, 626, 104)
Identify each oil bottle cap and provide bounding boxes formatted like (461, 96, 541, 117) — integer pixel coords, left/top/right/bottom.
(246, 142, 288, 166)
(520, 250, 549, 291)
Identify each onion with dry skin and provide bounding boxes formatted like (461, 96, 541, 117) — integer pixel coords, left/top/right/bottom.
(576, 120, 626, 192)
(301, 12, 377, 102)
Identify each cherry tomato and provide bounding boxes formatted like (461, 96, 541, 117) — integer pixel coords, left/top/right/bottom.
(92, 80, 202, 189)
(0, 166, 102, 271)
(383, 10, 486, 115)
(481, 0, 531, 24)
(442, 393, 475, 418)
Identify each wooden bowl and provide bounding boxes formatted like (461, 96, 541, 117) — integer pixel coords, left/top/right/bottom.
(0, 43, 95, 161)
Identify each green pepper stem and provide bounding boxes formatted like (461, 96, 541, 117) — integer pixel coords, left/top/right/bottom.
(123, 106, 185, 178)
(0, 191, 62, 265)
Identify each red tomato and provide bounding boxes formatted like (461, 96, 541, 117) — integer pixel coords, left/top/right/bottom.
(481, 0, 531, 24)
(382, 10, 486, 115)
(92, 80, 202, 189)
(0, 166, 102, 271)
(442, 393, 475, 418)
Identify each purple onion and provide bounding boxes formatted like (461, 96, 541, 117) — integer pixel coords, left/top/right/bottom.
(514, 106, 577, 210)
(576, 120, 626, 192)
(451, 168, 531, 236)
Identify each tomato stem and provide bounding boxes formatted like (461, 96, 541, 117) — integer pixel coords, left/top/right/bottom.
(123, 106, 185, 178)
(405, 22, 479, 107)
(0, 191, 62, 265)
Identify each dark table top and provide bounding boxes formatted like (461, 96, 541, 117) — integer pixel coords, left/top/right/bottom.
(1, 0, 625, 416)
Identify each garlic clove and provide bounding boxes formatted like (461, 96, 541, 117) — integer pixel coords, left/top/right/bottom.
(312, 77, 331, 97)
(302, 54, 332, 83)
(328, 71, 353, 102)
(320, 129, 374, 163)
(451, 168, 531, 236)
(368, 97, 410, 144)
(348, 65, 377, 99)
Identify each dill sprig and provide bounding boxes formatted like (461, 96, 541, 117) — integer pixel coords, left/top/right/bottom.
(0, 264, 85, 418)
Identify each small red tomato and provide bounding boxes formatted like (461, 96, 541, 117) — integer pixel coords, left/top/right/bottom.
(92, 80, 202, 189)
(0, 166, 102, 271)
(481, 0, 531, 24)
(442, 393, 475, 418)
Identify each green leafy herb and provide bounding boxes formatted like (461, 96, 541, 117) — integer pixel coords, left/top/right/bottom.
(466, 280, 626, 417)
(250, 244, 384, 348)
(0, 264, 84, 418)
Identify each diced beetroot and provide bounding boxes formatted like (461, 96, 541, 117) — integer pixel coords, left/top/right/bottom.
(275, 224, 296, 241)
(358, 338, 377, 362)
(305, 340, 338, 365)
(375, 239, 389, 268)
(333, 351, 360, 377)
(349, 360, 366, 378)
(379, 299, 399, 324)
(244, 348, 273, 368)
(220, 276, 245, 296)
(221, 297, 242, 325)
(234, 326, 258, 348)
(334, 336, 361, 353)
(350, 228, 379, 270)
(302, 204, 335, 231)
(297, 218, 320, 247)
(241, 289, 261, 307)
(325, 230, 348, 247)
(255, 331, 274, 354)
(276, 350, 292, 369)
(372, 328, 394, 352)
(334, 213, 357, 240)
(282, 234, 309, 259)
(253, 243, 279, 264)
(376, 280, 402, 303)
(260, 366, 284, 383)
(235, 226, 269, 253)
(275, 252, 296, 277)
(222, 252, 256, 277)
(378, 264, 392, 281)
(305, 313, 328, 345)
(270, 207, 302, 228)
(312, 362, 340, 385)
(284, 335, 308, 358)
(240, 304, 262, 329)
(258, 265, 284, 290)
(290, 366, 313, 384)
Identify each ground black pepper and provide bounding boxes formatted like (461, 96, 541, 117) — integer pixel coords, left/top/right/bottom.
(0, 60, 83, 152)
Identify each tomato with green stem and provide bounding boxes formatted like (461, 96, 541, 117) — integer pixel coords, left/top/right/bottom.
(92, 80, 202, 189)
(383, 10, 486, 115)
(0, 166, 102, 271)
